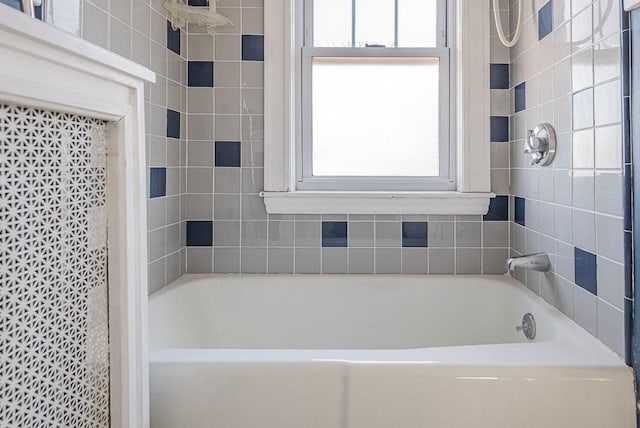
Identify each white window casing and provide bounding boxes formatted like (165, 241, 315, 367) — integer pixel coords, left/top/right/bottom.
(263, 0, 492, 215)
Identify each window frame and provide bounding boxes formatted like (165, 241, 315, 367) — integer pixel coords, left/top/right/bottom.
(298, 0, 452, 192)
(263, 0, 492, 214)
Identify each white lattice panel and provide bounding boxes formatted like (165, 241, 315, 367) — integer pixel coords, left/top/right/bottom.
(0, 104, 110, 427)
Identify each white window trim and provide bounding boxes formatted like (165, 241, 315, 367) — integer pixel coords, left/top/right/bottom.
(263, 0, 492, 215)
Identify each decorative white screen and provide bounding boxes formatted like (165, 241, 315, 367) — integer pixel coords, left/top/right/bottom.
(0, 104, 110, 427)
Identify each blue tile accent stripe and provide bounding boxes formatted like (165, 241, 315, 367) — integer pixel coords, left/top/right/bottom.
(188, 61, 214, 87)
(167, 21, 181, 55)
(575, 247, 597, 295)
(490, 116, 509, 142)
(402, 222, 428, 247)
(538, 1, 553, 40)
(188, 0, 208, 5)
(149, 168, 166, 198)
(242, 35, 264, 61)
(515, 82, 526, 113)
(215, 141, 241, 167)
(484, 196, 509, 221)
(490, 64, 509, 89)
(166, 109, 180, 139)
(186, 221, 213, 246)
(322, 221, 347, 247)
(514, 197, 525, 226)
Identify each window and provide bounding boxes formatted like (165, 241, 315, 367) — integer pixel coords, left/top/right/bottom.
(263, 0, 491, 214)
(299, 0, 451, 191)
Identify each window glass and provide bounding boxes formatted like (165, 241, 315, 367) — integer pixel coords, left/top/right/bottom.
(313, 0, 352, 47)
(354, 0, 394, 47)
(398, 0, 438, 47)
(311, 57, 440, 177)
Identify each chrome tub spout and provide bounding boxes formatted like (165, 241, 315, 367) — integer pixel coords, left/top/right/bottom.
(505, 253, 551, 272)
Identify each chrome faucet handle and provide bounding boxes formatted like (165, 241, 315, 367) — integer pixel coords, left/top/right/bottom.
(524, 123, 556, 167)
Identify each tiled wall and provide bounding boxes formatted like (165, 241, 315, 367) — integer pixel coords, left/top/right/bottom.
(74, 0, 189, 293)
(507, 0, 630, 359)
(182, 1, 514, 276)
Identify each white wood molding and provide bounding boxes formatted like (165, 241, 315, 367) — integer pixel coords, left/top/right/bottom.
(456, 0, 491, 193)
(261, 191, 494, 215)
(0, 8, 154, 428)
(264, 0, 293, 192)
(263, 0, 492, 214)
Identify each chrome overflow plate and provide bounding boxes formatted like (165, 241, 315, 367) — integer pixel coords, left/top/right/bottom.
(525, 123, 556, 166)
(515, 313, 536, 340)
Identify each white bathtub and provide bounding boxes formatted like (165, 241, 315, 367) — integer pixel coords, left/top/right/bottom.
(149, 274, 635, 428)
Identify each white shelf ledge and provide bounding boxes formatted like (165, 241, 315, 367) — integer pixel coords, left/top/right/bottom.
(261, 191, 494, 215)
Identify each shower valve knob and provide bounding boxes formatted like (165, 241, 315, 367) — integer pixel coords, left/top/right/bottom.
(525, 123, 556, 167)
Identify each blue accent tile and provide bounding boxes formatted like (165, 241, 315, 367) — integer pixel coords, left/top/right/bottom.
(624, 298, 632, 365)
(538, 1, 553, 40)
(215, 141, 241, 167)
(484, 196, 509, 221)
(186, 221, 213, 246)
(622, 30, 630, 97)
(149, 168, 166, 198)
(188, 0, 208, 5)
(0, 0, 24, 11)
(514, 197, 525, 226)
(402, 222, 428, 247)
(574, 247, 597, 295)
(167, 21, 181, 55)
(515, 82, 526, 113)
(188, 61, 214, 87)
(624, 164, 632, 232)
(624, 230, 632, 299)
(322, 221, 347, 247)
(490, 116, 509, 142)
(490, 64, 509, 89)
(623, 97, 631, 164)
(242, 35, 264, 61)
(166, 109, 180, 139)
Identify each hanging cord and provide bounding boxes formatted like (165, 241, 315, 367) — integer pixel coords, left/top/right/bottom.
(492, 0, 523, 48)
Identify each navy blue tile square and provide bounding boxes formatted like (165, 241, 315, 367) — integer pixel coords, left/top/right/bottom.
(623, 97, 631, 164)
(215, 141, 241, 167)
(515, 197, 525, 226)
(484, 195, 509, 221)
(322, 221, 347, 247)
(242, 35, 264, 61)
(149, 168, 166, 198)
(402, 222, 428, 247)
(515, 82, 526, 112)
(188, 0, 208, 5)
(490, 64, 509, 89)
(186, 221, 213, 246)
(538, 1, 553, 40)
(0, 0, 24, 11)
(188, 61, 214, 87)
(166, 109, 180, 139)
(167, 21, 181, 55)
(490, 116, 509, 142)
(574, 247, 597, 295)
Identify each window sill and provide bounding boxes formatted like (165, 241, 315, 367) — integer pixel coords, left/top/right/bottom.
(260, 191, 494, 215)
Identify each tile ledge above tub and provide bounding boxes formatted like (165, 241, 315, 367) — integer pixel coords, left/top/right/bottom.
(624, 0, 640, 11)
(260, 191, 495, 215)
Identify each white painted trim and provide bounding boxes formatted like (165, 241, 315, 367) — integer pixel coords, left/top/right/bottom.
(261, 191, 494, 215)
(263, 0, 491, 214)
(0, 8, 154, 428)
(624, 0, 640, 11)
(456, 0, 491, 192)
